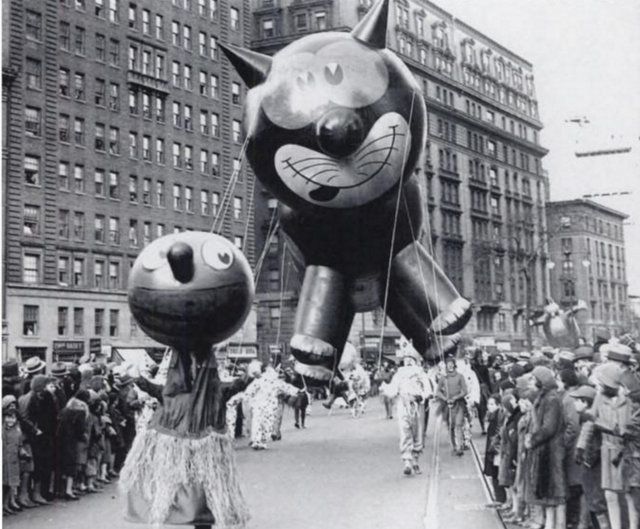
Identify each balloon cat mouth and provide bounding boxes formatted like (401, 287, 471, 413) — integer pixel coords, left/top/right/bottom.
(274, 112, 411, 208)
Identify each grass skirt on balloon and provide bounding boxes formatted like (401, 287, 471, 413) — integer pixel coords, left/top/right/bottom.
(120, 425, 250, 527)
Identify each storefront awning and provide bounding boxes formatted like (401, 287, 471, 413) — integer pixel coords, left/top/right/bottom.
(112, 348, 156, 369)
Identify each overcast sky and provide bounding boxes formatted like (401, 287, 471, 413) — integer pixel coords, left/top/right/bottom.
(440, 0, 640, 294)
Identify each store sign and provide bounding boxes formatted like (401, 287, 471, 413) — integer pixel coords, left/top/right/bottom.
(89, 338, 102, 355)
(227, 344, 258, 359)
(52, 340, 85, 354)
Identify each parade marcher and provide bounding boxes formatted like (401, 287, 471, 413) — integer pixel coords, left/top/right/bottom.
(436, 357, 468, 456)
(459, 355, 481, 449)
(525, 366, 567, 529)
(385, 346, 433, 476)
(346, 361, 371, 418)
(285, 368, 310, 429)
(244, 366, 300, 450)
(484, 394, 506, 505)
(376, 361, 396, 420)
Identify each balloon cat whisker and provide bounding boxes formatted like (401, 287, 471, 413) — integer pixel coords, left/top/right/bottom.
(354, 127, 405, 159)
(288, 157, 340, 168)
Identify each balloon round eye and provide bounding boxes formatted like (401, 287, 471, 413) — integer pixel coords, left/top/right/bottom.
(324, 63, 343, 85)
(141, 245, 169, 271)
(202, 239, 235, 270)
(296, 71, 315, 90)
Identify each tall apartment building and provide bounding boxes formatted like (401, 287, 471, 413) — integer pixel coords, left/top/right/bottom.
(250, 0, 550, 357)
(546, 199, 630, 341)
(2, 0, 255, 366)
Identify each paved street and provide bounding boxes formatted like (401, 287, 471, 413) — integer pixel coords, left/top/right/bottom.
(3, 400, 505, 529)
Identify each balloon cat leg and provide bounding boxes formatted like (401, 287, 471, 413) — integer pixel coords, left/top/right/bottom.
(291, 266, 355, 381)
(386, 242, 471, 358)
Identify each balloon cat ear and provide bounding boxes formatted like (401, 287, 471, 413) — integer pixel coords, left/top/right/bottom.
(351, 0, 390, 49)
(220, 43, 272, 88)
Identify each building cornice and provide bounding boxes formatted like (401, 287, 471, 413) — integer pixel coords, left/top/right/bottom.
(547, 199, 629, 220)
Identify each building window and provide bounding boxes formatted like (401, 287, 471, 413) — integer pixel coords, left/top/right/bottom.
(211, 152, 219, 176)
(128, 131, 138, 158)
(212, 192, 220, 215)
(73, 165, 85, 193)
(59, 161, 70, 188)
(94, 309, 104, 335)
(95, 78, 106, 106)
(109, 38, 120, 65)
(262, 18, 275, 38)
(94, 123, 105, 151)
(94, 260, 105, 287)
(25, 107, 41, 137)
(129, 219, 138, 246)
(73, 257, 85, 286)
(185, 186, 194, 212)
(200, 149, 209, 173)
(109, 309, 119, 337)
(230, 7, 239, 30)
(58, 256, 70, 285)
(315, 11, 327, 30)
(209, 36, 218, 60)
(155, 96, 165, 122)
(143, 222, 151, 245)
(24, 155, 40, 186)
(109, 217, 120, 244)
(232, 82, 241, 104)
(156, 181, 165, 206)
(25, 58, 42, 90)
(109, 171, 119, 198)
(269, 307, 280, 328)
(211, 113, 219, 137)
(95, 215, 105, 243)
(109, 82, 120, 110)
(26, 10, 43, 41)
(59, 210, 70, 239)
(172, 21, 180, 46)
(73, 212, 85, 240)
(233, 197, 242, 219)
(142, 135, 151, 160)
(59, 68, 70, 96)
(173, 184, 182, 209)
(210, 74, 219, 98)
(156, 138, 165, 164)
(155, 14, 164, 39)
(295, 12, 307, 32)
(109, 262, 120, 288)
(73, 307, 84, 335)
(74, 26, 86, 55)
(60, 22, 71, 50)
(142, 178, 151, 204)
(23, 305, 39, 336)
(142, 9, 150, 34)
(183, 65, 192, 90)
(95, 168, 105, 196)
(199, 70, 207, 95)
(232, 120, 242, 143)
(73, 72, 85, 101)
(183, 25, 192, 49)
(200, 190, 210, 215)
(128, 174, 138, 202)
(184, 104, 193, 130)
(173, 142, 182, 167)
(23, 205, 40, 236)
(23, 254, 40, 283)
(74, 118, 85, 144)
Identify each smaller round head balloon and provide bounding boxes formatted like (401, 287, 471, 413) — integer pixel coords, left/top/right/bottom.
(128, 232, 254, 350)
(221, 0, 425, 214)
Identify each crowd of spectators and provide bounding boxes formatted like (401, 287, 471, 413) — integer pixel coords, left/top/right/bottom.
(2, 356, 153, 515)
(477, 340, 640, 529)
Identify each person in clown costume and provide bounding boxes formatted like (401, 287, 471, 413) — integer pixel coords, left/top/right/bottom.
(385, 341, 433, 476)
(243, 365, 301, 450)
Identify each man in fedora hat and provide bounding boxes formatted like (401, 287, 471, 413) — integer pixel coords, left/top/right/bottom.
(2, 360, 24, 397)
(385, 344, 433, 476)
(20, 357, 46, 394)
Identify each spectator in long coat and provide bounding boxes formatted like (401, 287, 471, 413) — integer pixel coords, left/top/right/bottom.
(525, 366, 566, 529)
(57, 390, 90, 500)
(3, 397, 23, 514)
(499, 390, 523, 523)
(484, 394, 506, 505)
(25, 375, 59, 504)
(556, 368, 582, 528)
(591, 363, 632, 529)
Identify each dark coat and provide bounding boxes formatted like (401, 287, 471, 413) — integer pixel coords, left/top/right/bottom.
(498, 408, 522, 487)
(26, 391, 59, 479)
(484, 409, 503, 478)
(57, 398, 89, 475)
(527, 387, 566, 505)
(2, 423, 22, 487)
(560, 389, 582, 487)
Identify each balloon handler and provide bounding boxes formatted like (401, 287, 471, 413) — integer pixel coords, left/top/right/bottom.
(119, 232, 255, 529)
(221, 0, 472, 383)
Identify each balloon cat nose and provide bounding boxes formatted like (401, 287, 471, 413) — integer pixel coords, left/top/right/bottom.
(316, 108, 365, 159)
(167, 242, 195, 283)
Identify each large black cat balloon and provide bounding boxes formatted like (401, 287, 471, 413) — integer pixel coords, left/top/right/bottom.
(223, 0, 472, 380)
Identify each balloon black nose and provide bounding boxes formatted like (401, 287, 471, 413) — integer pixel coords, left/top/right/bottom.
(167, 242, 194, 283)
(316, 109, 365, 159)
